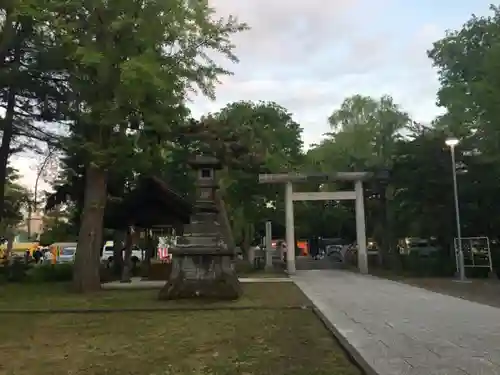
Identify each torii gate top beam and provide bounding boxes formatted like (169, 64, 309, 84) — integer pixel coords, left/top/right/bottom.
(258, 172, 373, 184)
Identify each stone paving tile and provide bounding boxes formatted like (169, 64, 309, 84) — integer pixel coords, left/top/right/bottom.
(292, 270, 500, 375)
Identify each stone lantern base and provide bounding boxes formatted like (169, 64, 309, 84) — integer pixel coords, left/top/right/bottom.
(158, 254, 242, 300)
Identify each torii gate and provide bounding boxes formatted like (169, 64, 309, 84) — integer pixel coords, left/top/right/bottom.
(258, 172, 372, 274)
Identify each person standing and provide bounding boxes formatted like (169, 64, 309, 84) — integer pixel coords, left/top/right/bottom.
(33, 248, 42, 264)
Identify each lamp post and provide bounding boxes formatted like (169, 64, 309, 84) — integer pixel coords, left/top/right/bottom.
(445, 137, 466, 281)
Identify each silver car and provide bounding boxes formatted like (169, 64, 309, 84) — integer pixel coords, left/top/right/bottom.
(57, 246, 76, 263)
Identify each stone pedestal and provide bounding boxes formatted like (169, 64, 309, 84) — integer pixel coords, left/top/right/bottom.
(158, 254, 241, 300)
(159, 156, 242, 300)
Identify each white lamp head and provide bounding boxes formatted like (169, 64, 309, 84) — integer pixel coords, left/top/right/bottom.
(445, 137, 459, 147)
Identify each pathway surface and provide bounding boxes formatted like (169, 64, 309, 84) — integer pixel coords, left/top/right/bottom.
(102, 276, 291, 290)
(292, 270, 500, 375)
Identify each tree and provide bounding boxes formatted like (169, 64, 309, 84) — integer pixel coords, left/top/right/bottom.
(39, 216, 77, 245)
(0, 0, 66, 225)
(206, 101, 304, 250)
(428, 5, 500, 161)
(26, 146, 59, 238)
(44, 0, 247, 292)
(1, 166, 31, 257)
(326, 95, 411, 267)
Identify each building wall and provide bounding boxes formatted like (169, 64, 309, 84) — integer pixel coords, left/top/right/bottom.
(18, 211, 45, 237)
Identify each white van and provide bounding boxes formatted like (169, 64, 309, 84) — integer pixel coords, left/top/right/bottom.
(100, 241, 145, 266)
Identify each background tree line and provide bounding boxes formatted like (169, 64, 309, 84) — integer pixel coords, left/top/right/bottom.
(3, 2, 500, 290)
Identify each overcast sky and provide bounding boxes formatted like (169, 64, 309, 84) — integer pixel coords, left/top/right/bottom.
(10, 0, 493, 192)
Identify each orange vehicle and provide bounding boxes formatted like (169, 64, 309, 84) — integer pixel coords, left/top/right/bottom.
(49, 242, 78, 264)
(297, 240, 309, 256)
(0, 242, 40, 258)
(271, 239, 309, 256)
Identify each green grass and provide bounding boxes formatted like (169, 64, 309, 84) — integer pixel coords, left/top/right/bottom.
(0, 283, 308, 310)
(1, 310, 361, 375)
(0, 283, 361, 375)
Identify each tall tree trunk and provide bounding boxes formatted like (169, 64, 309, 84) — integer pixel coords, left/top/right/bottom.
(0, 8, 21, 225)
(385, 185, 401, 270)
(141, 229, 153, 279)
(72, 164, 107, 293)
(112, 230, 125, 276)
(0, 83, 17, 225)
(243, 223, 254, 263)
(5, 228, 14, 261)
(121, 226, 134, 283)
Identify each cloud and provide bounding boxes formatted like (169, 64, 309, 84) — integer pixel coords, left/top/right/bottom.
(9, 149, 53, 193)
(209, 0, 393, 73)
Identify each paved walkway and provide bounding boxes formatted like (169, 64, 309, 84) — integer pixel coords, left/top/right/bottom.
(292, 270, 500, 375)
(102, 276, 291, 290)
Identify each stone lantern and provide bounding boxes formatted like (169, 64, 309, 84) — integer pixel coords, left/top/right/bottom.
(158, 154, 242, 300)
(192, 155, 221, 212)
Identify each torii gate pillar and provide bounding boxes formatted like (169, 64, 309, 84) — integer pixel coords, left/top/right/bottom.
(285, 182, 295, 273)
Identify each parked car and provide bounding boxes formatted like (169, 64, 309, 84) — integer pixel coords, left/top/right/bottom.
(100, 241, 145, 267)
(330, 239, 378, 261)
(397, 237, 439, 256)
(325, 244, 350, 262)
(47, 242, 78, 264)
(57, 246, 77, 263)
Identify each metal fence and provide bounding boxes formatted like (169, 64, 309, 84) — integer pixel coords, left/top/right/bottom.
(454, 236, 493, 272)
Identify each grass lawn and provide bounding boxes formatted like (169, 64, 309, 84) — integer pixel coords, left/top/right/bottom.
(0, 283, 361, 375)
(0, 283, 308, 310)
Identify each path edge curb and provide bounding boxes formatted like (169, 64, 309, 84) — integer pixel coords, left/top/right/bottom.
(311, 306, 378, 375)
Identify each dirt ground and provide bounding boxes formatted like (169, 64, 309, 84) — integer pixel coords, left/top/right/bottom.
(371, 271, 500, 308)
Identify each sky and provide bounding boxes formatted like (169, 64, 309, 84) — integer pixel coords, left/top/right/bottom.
(9, 0, 494, 192)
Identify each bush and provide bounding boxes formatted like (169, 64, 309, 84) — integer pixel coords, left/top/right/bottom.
(30, 263, 74, 282)
(401, 250, 456, 277)
(28, 263, 117, 283)
(490, 247, 500, 278)
(1, 260, 32, 282)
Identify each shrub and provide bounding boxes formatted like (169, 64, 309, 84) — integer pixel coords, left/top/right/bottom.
(1, 260, 32, 282)
(29, 263, 116, 283)
(401, 250, 456, 277)
(30, 263, 74, 282)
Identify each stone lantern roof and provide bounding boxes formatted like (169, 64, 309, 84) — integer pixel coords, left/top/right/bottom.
(188, 155, 222, 169)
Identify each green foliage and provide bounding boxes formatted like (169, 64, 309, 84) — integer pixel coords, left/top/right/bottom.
(3, 263, 116, 283)
(0, 0, 67, 224)
(30, 263, 73, 282)
(400, 252, 456, 278)
(327, 94, 410, 169)
(44, 0, 248, 168)
(2, 166, 30, 227)
(39, 220, 77, 245)
(204, 101, 304, 246)
(0, 259, 30, 282)
(428, 5, 500, 160)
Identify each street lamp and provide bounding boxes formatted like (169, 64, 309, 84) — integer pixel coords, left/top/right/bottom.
(445, 137, 466, 281)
